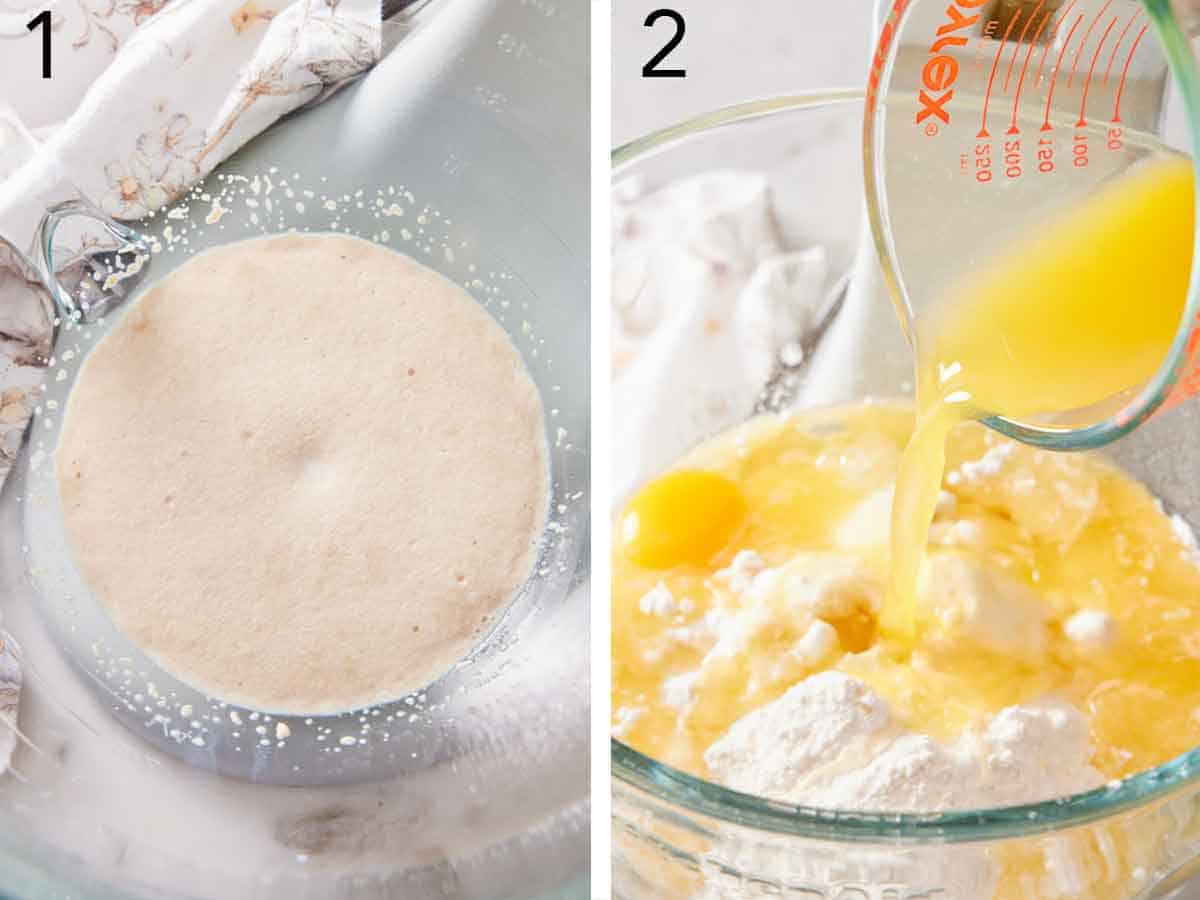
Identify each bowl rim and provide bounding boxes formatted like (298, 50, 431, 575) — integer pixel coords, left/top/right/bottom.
(609, 90, 1200, 844)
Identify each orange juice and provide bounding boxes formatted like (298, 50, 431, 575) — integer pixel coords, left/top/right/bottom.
(888, 157, 1195, 636)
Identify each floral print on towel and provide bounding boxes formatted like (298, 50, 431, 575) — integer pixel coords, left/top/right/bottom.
(102, 112, 205, 218)
(76, 0, 382, 219)
(70, 0, 170, 52)
(230, 0, 275, 32)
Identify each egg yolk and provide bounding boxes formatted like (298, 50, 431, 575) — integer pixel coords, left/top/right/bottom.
(618, 469, 746, 569)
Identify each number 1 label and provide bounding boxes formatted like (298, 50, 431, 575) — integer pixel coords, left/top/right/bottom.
(27, 10, 51, 79)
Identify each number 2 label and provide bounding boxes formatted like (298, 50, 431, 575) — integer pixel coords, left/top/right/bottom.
(643, 9, 686, 78)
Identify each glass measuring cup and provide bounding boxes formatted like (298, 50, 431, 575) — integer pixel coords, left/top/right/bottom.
(864, 0, 1200, 449)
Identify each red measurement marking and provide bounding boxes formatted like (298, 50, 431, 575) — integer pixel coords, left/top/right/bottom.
(1103, 9, 1141, 85)
(980, 11, 1022, 138)
(1034, 0, 1080, 86)
(1077, 17, 1118, 126)
(1113, 23, 1149, 123)
(1010, 4, 1052, 135)
(1004, 0, 1043, 93)
(1043, 13, 1084, 131)
(1068, 0, 1114, 88)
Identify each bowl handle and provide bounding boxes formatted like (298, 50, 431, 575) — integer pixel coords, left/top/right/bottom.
(37, 200, 150, 324)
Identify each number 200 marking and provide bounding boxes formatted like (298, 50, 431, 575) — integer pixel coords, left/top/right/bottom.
(1004, 139, 1021, 179)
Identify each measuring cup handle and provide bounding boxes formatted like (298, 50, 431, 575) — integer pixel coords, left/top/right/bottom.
(37, 200, 150, 324)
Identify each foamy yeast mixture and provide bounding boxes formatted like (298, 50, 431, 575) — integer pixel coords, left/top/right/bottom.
(57, 234, 548, 714)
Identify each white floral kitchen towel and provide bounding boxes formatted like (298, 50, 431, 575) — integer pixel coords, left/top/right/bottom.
(0, 0, 380, 232)
(0, 0, 382, 773)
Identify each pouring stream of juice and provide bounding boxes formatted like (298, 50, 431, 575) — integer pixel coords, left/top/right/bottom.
(885, 157, 1196, 639)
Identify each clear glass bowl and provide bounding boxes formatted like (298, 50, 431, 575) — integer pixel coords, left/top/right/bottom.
(611, 92, 1200, 900)
(0, 1, 590, 895)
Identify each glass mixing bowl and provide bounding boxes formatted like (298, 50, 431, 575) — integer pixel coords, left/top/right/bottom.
(0, 0, 589, 894)
(611, 93, 1200, 900)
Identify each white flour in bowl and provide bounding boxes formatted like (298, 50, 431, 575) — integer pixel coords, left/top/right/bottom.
(706, 671, 1105, 812)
